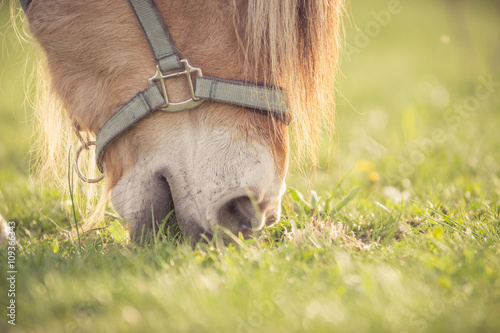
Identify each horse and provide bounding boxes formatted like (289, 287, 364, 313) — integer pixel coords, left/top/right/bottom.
(20, 0, 343, 242)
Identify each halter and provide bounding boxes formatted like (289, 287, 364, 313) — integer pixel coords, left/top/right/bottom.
(21, 0, 290, 182)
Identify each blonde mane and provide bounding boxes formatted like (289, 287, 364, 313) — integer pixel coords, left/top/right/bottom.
(22, 0, 344, 187)
(244, 0, 344, 162)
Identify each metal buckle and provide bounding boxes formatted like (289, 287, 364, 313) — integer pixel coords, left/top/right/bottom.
(148, 59, 204, 112)
(74, 141, 105, 183)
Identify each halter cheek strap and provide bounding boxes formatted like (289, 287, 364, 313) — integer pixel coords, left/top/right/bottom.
(20, 0, 291, 178)
(128, 0, 182, 73)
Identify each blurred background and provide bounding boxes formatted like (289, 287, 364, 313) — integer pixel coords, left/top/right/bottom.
(1, 0, 499, 231)
(290, 0, 500, 200)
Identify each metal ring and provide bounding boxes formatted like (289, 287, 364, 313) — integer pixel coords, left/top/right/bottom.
(74, 141, 105, 183)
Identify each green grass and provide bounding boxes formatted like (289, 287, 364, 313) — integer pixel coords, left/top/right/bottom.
(1, 0, 500, 332)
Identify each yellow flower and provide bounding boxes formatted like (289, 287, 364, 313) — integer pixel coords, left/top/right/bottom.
(369, 171, 380, 183)
(355, 160, 375, 172)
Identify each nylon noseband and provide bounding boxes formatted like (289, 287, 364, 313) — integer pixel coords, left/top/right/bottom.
(21, 0, 290, 181)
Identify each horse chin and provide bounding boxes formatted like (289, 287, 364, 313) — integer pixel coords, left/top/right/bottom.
(110, 168, 174, 242)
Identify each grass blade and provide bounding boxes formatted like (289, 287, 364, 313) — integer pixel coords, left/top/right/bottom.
(68, 148, 82, 253)
(330, 186, 361, 216)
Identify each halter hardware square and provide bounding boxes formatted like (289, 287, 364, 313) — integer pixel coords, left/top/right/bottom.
(148, 59, 204, 112)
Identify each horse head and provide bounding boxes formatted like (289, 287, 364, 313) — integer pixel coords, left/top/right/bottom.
(22, 0, 342, 242)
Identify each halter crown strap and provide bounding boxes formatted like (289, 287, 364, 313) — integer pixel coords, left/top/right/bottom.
(19, 0, 33, 13)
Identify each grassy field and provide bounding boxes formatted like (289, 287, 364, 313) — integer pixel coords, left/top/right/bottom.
(1, 0, 500, 332)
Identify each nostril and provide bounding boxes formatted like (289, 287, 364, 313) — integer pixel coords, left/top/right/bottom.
(217, 196, 264, 236)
